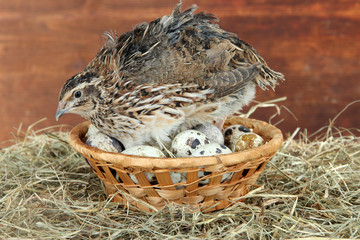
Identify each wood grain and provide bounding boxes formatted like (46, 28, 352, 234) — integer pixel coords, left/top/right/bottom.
(0, 0, 359, 145)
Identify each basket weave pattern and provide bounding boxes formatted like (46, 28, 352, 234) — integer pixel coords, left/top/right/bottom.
(69, 116, 283, 212)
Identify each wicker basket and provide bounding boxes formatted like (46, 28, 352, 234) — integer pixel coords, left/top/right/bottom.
(68, 116, 283, 212)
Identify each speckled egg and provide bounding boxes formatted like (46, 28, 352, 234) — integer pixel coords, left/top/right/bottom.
(126, 170, 157, 185)
(121, 145, 165, 184)
(121, 145, 166, 158)
(224, 124, 251, 148)
(85, 125, 124, 153)
(171, 130, 211, 157)
(85, 125, 124, 169)
(169, 171, 187, 189)
(191, 143, 233, 184)
(192, 143, 232, 157)
(169, 143, 232, 187)
(230, 132, 264, 152)
(193, 123, 224, 144)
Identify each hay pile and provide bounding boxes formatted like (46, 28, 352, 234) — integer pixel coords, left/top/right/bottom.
(1, 120, 359, 239)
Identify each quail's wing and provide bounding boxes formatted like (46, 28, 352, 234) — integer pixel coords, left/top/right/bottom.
(93, 3, 283, 102)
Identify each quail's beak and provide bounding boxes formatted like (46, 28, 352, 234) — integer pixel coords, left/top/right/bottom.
(55, 101, 68, 121)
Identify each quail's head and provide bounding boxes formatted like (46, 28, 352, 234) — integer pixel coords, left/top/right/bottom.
(56, 71, 101, 121)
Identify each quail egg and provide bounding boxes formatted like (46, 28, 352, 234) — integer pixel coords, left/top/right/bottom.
(192, 143, 233, 184)
(169, 171, 187, 189)
(192, 143, 232, 157)
(85, 124, 124, 153)
(193, 123, 224, 144)
(121, 145, 165, 184)
(230, 132, 264, 152)
(224, 124, 251, 147)
(121, 145, 166, 158)
(171, 130, 211, 157)
(85, 125, 124, 169)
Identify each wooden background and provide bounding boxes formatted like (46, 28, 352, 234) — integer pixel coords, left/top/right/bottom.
(0, 0, 359, 145)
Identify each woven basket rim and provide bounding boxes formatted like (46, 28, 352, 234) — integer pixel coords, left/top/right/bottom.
(68, 116, 283, 169)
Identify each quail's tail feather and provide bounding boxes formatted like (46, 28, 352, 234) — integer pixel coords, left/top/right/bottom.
(256, 64, 284, 90)
(237, 42, 285, 90)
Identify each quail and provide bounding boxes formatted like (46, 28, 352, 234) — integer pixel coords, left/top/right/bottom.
(56, 2, 284, 149)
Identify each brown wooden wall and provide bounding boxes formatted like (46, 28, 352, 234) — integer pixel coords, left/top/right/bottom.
(1, 0, 359, 144)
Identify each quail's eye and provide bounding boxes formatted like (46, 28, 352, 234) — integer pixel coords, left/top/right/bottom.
(73, 90, 82, 99)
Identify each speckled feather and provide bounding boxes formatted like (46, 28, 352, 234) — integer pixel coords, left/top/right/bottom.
(57, 2, 284, 148)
